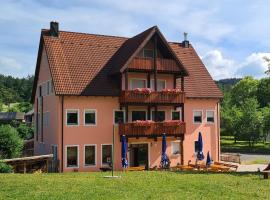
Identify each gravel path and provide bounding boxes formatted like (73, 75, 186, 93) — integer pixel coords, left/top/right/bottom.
(237, 164, 268, 172)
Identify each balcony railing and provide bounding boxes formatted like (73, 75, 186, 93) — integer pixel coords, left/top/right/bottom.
(119, 121, 186, 137)
(120, 90, 185, 104)
(128, 57, 180, 72)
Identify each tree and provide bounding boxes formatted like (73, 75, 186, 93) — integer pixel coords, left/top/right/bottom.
(239, 98, 263, 146)
(230, 76, 259, 106)
(8, 102, 33, 113)
(257, 77, 270, 107)
(264, 57, 270, 75)
(0, 125, 23, 159)
(262, 105, 270, 143)
(17, 123, 34, 140)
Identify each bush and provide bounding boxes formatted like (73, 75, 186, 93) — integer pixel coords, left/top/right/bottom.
(0, 161, 13, 173)
(0, 125, 23, 159)
(17, 123, 34, 140)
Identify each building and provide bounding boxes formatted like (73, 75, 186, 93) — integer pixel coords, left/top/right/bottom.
(0, 112, 25, 124)
(31, 22, 222, 172)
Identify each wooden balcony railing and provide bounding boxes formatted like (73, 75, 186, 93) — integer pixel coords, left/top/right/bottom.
(128, 57, 180, 72)
(120, 90, 185, 104)
(119, 121, 186, 137)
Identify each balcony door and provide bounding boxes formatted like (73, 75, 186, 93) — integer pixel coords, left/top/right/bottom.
(132, 111, 146, 121)
(129, 143, 149, 168)
(130, 79, 146, 90)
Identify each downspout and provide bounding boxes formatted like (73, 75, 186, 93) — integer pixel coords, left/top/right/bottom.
(61, 96, 64, 172)
(217, 101, 220, 161)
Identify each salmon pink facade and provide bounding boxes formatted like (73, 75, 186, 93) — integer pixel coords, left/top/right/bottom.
(32, 22, 222, 172)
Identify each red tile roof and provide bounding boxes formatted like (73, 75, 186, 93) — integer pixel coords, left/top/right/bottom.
(32, 27, 222, 101)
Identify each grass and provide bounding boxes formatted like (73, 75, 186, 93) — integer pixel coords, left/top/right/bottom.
(242, 159, 270, 165)
(0, 171, 270, 200)
(221, 136, 270, 154)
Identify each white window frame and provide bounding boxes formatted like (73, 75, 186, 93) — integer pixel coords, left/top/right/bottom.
(101, 144, 113, 167)
(171, 109, 182, 121)
(66, 109, 80, 127)
(130, 78, 147, 90)
(171, 140, 181, 155)
(65, 145, 79, 168)
(84, 144, 97, 167)
(150, 110, 166, 121)
(150, 79, 166, 91)
(206, 110, 215, 124)
(113, 109, 125, 125)
(84, 109, 97, 126)
(131, 110, 147, 122)
(193, 110, 203, 124)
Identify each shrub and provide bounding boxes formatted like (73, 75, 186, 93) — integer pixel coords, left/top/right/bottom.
(0, 161, 13, 173)
(0, 125, 23, 159)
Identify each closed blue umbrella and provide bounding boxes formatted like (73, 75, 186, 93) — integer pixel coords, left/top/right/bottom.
(161, 133, 170, 168)
(206, 151, 212, 166)
(197, 132, 204, 161)
(121, 135, 128, 168)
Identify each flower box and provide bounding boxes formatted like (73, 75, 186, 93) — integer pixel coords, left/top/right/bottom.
(132, 120, 154, 127)
(161, 89, 182, 94)
(133, 88, 153, 95)
(163, 120, 183, 126)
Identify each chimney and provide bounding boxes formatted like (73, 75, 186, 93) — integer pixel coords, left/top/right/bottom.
(50, 21, 59, 37)
(182, 32, 189, 48)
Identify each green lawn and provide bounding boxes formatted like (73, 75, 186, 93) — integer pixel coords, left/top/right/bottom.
(221, 136, 270, 154)
(0, 171, 269, 200)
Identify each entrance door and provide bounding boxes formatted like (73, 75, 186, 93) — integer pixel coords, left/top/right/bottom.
(129, 144, 148, 168)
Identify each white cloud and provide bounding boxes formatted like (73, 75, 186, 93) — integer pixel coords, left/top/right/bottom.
(201, 50, 235, 80)
(0, 56, 22, 73)
(201, 50, 270, 80)
(236, 53, 270, 78)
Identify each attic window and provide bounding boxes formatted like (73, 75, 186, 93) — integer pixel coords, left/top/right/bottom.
(143, 49, 154, 58)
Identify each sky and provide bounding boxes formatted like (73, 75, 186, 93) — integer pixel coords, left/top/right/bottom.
(0, 0, 270, 80)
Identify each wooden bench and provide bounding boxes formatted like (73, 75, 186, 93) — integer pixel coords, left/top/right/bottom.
(125, 166, 145, 171)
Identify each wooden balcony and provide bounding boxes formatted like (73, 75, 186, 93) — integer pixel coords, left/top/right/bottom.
(120, 90, 185, 105)
(128, 57, 180, 72)
(119, 121, 186, 137)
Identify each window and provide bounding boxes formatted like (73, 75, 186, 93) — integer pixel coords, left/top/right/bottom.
(50, 80, 54, 94)
(84, 109, 96, 126)
(206, 110, 215, 123)
(151, 79, 166, 91)
(47, 81, 50, 95)
(193, 110, 202, 123)
(172, 110, 181, 120)
(132, 111, 146, 121)
(151, 111, 165, 122)
(143, 49, 154, 58)
(114, 110, 125, 124)
(102, 144, 112, 166)
(66, 146, 78, 168)
(171, 141, 181, 155)
(39, 85, 42, 97)
(66, 110, 79, 126)
(84, 145, 96, 166)
(131, 79, 146, 89)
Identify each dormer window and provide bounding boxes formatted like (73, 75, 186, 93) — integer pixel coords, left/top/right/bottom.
(143, 49, 154, 58)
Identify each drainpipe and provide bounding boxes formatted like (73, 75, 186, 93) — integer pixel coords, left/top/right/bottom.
(61, 96, 64, 172)
(217, 101, 220, 161)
